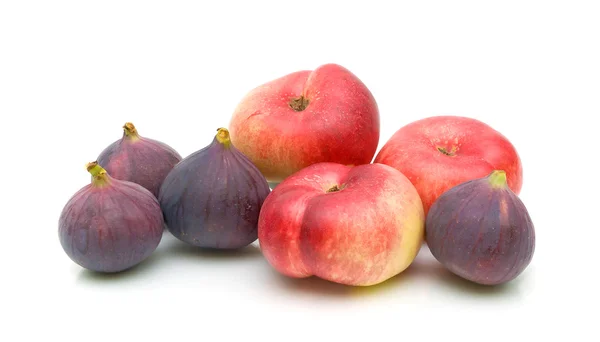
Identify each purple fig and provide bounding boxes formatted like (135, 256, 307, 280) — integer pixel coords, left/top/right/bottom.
(58, 162, 164, 273)
(97, 122, 182, 198)
(425, 170, 535, 285)
(158, 128, 270, 249)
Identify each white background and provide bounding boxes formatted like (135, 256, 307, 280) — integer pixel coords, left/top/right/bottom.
(1, 1, 598, 341)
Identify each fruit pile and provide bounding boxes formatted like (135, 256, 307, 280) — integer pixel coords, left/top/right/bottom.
(58, 63, 535, 287)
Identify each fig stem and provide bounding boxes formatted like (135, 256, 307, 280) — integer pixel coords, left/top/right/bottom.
(86, 161, 110, 187)
(123, 122, 140, 140)
(488, 170, 508, 188)
(216, 127, 231, 147)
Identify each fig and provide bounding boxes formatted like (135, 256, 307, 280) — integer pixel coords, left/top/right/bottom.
(97, 122, 182, 198)
(58, 162, 164, 273)
(158, 128, 271, 249)
(425, 170, 535, 285)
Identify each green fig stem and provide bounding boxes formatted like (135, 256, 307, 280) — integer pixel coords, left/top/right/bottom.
(216, 127, 231, 147)
(86, 161, 110, 187)
(123, 122, 140, 141)
(488, 170, 508, 189)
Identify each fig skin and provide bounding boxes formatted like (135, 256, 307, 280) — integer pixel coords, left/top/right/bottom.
(425, 170, 535, 286)
(158, 128, 271, 249)
(97, 122, 182, 198)
(58, 162, 164, 273)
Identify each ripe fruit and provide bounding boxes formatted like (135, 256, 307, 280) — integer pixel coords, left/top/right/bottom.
(158, 128, 270, 249)
(258, 162, 425, 286)
(426, 170, 535, 285)
(228, 63, 380, 184)
(97, 122, 182, 198)
(375, 115, 522, 216)
(58, 162, 164, 273)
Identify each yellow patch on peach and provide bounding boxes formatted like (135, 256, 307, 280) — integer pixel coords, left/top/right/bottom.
(367, 179, 425, 285)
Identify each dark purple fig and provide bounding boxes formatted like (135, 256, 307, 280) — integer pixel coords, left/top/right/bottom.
(425, 170, 535, 285)
(58, 162, 164, 273)
(158, 127, 270, 249)
(97, 122, 182, 198)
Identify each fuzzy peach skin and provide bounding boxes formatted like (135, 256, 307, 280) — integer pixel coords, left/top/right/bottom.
(257, 162, 424, 286)
(374, 115, 523, 216)
(228, 63, 380, 183)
